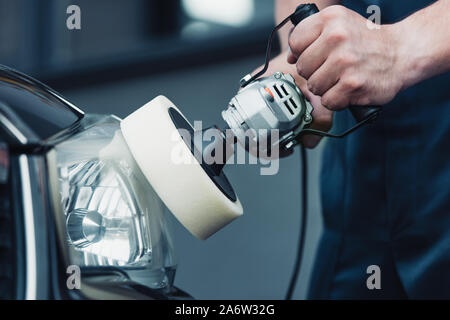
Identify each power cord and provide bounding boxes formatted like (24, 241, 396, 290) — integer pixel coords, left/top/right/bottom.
(285, 145, 308, 300)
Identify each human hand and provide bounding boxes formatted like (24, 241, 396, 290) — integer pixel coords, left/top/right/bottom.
(254, 52, 333, 148)
(287, 5, 405, 110)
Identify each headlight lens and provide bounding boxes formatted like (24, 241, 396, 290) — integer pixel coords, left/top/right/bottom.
(61, 159, 150, 265)
(55, 115, 176, 288)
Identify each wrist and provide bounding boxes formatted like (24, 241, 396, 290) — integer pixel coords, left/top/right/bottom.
(390, 19, 434, 91)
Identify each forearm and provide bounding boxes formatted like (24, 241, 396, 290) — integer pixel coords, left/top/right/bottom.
(275, 0, 340, 50)
(394, 0, 450, 90)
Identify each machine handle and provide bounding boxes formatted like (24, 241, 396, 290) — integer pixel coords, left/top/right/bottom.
(348, 105, 381, 122)
(291, 3, 320, 25)
(290, 3, 381, 123)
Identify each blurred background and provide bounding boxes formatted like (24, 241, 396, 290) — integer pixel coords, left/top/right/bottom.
(0, 0, 324, 299)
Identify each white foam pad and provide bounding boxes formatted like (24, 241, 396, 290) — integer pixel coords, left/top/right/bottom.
(121, 96, 243, 240)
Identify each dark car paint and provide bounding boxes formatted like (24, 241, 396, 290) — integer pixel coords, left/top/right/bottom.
(0, 65, 83, 145)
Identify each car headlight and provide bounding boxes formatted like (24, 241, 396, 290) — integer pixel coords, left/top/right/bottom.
(54, 115, 176, 289)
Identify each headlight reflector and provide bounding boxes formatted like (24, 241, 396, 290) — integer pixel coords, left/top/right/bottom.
(54, 115, 176, 288)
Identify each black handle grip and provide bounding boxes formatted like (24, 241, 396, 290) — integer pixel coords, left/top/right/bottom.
(290, 3, 319, 25)
(348, 105, 381, 122)
(290, 4, 381, 123)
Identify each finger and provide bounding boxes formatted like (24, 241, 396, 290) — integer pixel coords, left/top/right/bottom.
(287, 15, 323, 64)
(287, 25, 294, 38)
(306, 58, 341, 96)
(321, 81, 351, 111)
(286, 27, 298, 63)
(287, 48, 298, 64)
(295, 34, 331, 80)
(287, 48, 297, 64)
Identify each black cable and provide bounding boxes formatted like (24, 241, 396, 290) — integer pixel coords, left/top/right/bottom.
(241, 14, 293, 87)
(285, 145, 308, 300)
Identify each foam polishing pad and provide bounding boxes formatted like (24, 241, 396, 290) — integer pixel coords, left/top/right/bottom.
(120, 96, 243, 240)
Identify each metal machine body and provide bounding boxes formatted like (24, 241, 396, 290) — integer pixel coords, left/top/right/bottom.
(222, 72, 313, 157)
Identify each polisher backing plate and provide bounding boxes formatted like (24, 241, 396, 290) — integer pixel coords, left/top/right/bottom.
(120, 96, 243, 240)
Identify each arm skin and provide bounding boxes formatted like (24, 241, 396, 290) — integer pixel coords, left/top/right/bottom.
(287, 0, 450, 111)
(395, 1, 450, 91)
(257, 0, 340, 148)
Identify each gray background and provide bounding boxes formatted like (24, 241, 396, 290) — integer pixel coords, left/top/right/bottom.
(62, 55, 325, 299)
